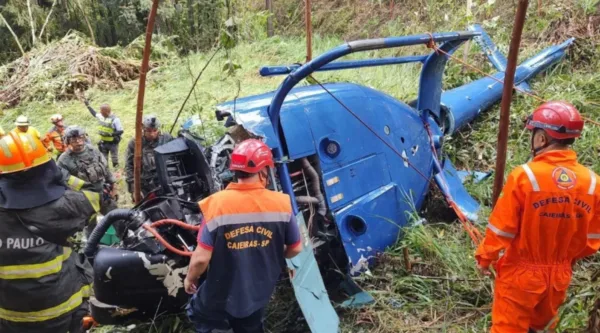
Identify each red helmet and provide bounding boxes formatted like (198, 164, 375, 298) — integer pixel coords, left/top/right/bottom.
(525, 101, 584, 140)
(229, 139, 274, 174)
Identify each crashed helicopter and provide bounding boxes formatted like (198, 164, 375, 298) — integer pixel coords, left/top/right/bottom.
(84, 24, 574, 332)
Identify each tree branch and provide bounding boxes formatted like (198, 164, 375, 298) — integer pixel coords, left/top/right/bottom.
(26, 0, 37, 45)
(38, 0, 58, 41)
(0, 13, 25, 56)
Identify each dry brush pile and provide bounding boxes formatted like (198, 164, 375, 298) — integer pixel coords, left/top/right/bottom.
(0, 31, 162, 109)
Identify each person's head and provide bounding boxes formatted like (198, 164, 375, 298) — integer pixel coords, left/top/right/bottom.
(0, 131, 51, 176)
(0, 131, 66, 209)
(229, 139, 274, 186)
(14, 115, 29, 132)
(525, 101, 584, 157)
(64, 126, 88, 153)
(100, 103, 111, 117)
(50, 114, 64, 128)
(142, 115, 160, 141)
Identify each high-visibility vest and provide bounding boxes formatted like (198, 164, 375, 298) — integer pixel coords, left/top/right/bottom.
(0, 190, 99, 327)
(97, 116, 115, 142)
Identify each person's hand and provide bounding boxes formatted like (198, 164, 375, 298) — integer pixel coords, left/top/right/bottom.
(477, 263, 491, 276)
(184, 277, 197, 295)
(288, 268, 296, 280)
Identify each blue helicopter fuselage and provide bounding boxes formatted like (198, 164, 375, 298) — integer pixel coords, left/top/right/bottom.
(217, 83, 436, 272)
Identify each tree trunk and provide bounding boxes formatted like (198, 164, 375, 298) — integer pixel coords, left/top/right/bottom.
(266, 0, 273, 37)
(75, 0, 96, 44)
(187, 0, 195, 37)
(107, 6, 117, 45)
(38, 0, 57, 40)
(0, 13, 25, 56)
(27, 0, 37, 45)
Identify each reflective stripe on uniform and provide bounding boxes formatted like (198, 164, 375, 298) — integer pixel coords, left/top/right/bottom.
(0, 139, 12, 158)
(0, 284, 90, 323)
(67, 176, 85, 191)
(588, 233, 600, 239)
(0, 248, 72, 280)
(487, 223, 516, 239)
(82, 190, 100, 213)
(521, 164, 540, 192)
(207, 212, 292, 232)
(588, 169, 597, 195)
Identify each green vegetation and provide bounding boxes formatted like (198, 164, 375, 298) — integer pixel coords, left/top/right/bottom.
(2, 0, 600, 332)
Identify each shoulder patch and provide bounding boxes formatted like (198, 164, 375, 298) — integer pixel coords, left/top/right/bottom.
(552, 167, 577, 190)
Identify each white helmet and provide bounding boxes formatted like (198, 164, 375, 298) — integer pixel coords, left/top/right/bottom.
(50, 114, 63, 124)
(15, 115, 30, 126)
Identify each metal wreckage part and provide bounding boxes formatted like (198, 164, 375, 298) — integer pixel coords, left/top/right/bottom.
(85, 25, 573, 332)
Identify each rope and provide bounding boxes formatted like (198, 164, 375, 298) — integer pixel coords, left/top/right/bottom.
(308, 75, 483, 246)
(425, 33, 600, 127)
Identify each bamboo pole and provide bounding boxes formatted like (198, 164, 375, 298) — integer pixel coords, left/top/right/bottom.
(134, 0, 160, 204)
(38, 0, 58, 40)
(0, 13, 25, 56)
(305, 0, 312, 61)
(492, 0, 529, 207)
(75, 0, 96, 45)
(27, 0, 37, 45)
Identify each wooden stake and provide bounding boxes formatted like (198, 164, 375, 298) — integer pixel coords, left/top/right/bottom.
(134, 0, 160, 204)
(305, 0, 312, 62)
(403, 247, 412, 272)
(492, 0, 529, 207)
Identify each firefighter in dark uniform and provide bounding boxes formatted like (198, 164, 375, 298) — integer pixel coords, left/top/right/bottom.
(57, 126, 118, 216)
(125, 115, 174, 199)
(0, 130, 102, 333)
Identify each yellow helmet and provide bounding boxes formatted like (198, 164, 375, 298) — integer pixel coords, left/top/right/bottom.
(0, 131, 51, 174)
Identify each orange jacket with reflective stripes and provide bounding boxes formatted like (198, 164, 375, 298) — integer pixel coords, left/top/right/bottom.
(476, 150, 600, 267)
(41, 126, 65, 153)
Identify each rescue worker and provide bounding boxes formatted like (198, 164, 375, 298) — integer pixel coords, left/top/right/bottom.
(83, 99, 123, 168)
(11, 115, 42, 141)
(184, 139, 304, 333)
(57, 125, 118, 217)
(125, 115, 174, 198)
(0, 130, 101, 333)
(475, 101, 600, 332)
(42, 114, 67, 158)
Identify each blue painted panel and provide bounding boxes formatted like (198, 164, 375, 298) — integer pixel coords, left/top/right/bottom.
(435, 158, 481, 222)
(287, 213, 340, 333)
(322, 154, 390, 210)
(333, 184, 404, 276)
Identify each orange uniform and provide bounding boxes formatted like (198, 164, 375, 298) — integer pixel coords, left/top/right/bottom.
(41, 126, 66, 153)
(476, 150, 600, 332)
